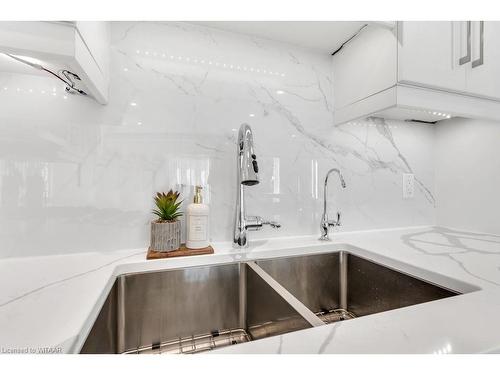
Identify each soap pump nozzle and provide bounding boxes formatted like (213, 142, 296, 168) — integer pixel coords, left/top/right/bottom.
(194, 186, 203, 204)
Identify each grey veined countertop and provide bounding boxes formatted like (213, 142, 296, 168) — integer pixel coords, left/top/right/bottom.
(1, 226, 500, 354)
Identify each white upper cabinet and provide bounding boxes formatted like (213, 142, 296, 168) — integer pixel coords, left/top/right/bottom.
(0, 21, 110, 104)
(333, 21, 500, 125)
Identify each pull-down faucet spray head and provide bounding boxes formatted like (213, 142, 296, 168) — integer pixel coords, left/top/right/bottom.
(238, 124, 259, 186)
(234, 123, 280, 248)
(339, 174, 347, 188)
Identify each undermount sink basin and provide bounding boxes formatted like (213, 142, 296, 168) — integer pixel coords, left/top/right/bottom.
(81, 251, 461, 354)
(255, 251, 459, 322)
(80, 263, 311, 354)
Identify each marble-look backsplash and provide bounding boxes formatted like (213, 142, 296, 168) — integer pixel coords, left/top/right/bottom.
(436, 118, 500, 235)
(0, 22, 435, 257)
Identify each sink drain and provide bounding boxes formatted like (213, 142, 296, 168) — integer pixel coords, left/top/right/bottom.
(315, 308, 356, 324)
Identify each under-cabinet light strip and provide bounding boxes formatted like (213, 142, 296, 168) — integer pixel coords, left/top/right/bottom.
(134, 49, 286, 77)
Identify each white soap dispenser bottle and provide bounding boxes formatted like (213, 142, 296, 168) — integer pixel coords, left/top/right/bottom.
(186, 186, 210, 249)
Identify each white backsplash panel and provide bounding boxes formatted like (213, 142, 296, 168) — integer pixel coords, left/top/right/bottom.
(0, 22, 435, 257)
(436, 118, 500, 234)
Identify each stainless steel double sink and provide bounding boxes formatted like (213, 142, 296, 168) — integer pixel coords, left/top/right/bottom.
(81, 251, 460, 354)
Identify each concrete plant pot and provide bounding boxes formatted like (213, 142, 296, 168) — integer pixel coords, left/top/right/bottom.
(150, 220, 181, 252)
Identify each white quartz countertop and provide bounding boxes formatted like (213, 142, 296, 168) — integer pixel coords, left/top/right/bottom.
(1, 226, 500, 354)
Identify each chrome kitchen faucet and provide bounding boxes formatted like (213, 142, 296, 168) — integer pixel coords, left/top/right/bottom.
(233, 124, 280, 248)
(319, 168, 346, 241)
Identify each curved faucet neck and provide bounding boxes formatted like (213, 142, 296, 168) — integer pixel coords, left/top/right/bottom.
(323, 168, 344, 211)
(320, 168, 346, 241)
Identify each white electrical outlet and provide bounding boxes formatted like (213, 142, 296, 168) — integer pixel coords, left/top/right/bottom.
(402, 173, 415, 199)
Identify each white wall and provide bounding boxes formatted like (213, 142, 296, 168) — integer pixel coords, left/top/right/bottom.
(435, 118, 500, 234)
(0, 22, 436, 258)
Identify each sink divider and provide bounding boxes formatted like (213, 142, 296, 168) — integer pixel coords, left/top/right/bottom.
(246, 261, 325, 327)
(239, 263, 247, 329)
(339, 251, 348, 310)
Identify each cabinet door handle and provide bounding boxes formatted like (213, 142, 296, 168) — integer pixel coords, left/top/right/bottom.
(472, 21, 484, 68)
(459, 21, 472, 65)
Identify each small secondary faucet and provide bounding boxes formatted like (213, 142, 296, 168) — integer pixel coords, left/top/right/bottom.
(319, 168, 346, 241)
(233, 124, 281, 248)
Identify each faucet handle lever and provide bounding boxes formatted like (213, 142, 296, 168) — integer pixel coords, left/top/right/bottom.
(245, 216, 281, 231)
(326, 212, 341, 227)
(262, 220, 281, 229)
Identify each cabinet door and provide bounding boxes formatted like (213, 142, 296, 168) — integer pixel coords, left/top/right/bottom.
(465, 21, 500, 100)
(398, 21, 466, 92)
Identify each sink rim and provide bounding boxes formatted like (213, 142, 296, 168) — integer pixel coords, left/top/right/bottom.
(77, 243, 482, 354)
(115, 244, 481, 295)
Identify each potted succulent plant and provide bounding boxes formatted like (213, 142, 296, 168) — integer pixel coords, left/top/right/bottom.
(150, 190, 183, 252)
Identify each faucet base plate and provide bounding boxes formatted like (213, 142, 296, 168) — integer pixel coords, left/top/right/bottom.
(318, 236, 332, 241)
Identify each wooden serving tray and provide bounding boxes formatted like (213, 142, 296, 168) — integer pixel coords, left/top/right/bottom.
(147, 244, 214, 260)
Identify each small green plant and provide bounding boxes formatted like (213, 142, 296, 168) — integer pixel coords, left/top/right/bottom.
(152, 190, 183, 222)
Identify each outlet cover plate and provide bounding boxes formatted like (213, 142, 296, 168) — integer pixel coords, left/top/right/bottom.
(403, 173, 414, 199)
